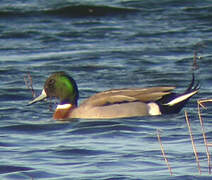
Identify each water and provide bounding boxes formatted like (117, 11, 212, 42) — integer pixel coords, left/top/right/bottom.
(0, 0, 212, 179)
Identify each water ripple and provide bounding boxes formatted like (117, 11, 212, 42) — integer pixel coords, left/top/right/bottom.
(0, 0, 212, 179)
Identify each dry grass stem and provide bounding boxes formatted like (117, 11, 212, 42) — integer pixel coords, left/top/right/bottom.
(157, 129, 173, 176)
(24, 76, 29, 89)
(198, 99, 212, 109)
(185, 110, 202, 175)
(25, 73, 36, 98)
(192, 50, 199, 70)
(49, 96, 54, 112)
(197, 102, 211, 174)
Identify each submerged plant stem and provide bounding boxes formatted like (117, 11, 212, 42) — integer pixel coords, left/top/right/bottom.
(185, 110, 201, 175)
(157, 129, 173, 176)
(197, 101, 211, 174)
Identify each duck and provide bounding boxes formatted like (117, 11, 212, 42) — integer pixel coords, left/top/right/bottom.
(28, 71, 199, 120)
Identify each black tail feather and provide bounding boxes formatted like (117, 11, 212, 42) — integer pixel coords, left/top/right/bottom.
(157, 74, 199, 114)
(185, 73, 195, 92)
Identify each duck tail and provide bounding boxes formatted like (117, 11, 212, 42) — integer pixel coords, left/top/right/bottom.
(159, 73, 199, 114)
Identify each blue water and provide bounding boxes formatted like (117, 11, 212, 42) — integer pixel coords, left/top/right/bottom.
(1, 0, 212, 179)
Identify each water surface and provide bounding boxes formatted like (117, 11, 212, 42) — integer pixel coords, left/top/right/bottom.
(1, 0, 212, 179)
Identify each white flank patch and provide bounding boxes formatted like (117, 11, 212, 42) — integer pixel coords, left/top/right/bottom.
(164, 91, 197, 106)
(56, 104, 72, 110)
(147, 102, 161, 116)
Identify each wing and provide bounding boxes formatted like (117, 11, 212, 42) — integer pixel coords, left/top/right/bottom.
(81, 87, 176, 107)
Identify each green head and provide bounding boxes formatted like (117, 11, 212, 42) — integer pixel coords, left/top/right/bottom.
(28, 72, 79, 106)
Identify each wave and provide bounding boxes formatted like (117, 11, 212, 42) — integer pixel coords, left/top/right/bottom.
(0, 165, 33, 174)
(0, 5, 139, 18)
(45, 5, 139, 17)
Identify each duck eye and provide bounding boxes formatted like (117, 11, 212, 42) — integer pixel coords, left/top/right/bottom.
(48, 79, 55, 89)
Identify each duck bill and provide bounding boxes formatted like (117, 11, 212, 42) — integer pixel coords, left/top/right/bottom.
(28, 89, 47, 105)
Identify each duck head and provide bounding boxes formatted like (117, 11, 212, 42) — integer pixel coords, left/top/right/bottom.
(28, 72, 79, 106)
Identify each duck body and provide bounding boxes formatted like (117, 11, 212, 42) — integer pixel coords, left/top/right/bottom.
(69, 101, 150, 119)
(28, 72, 199, 120)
